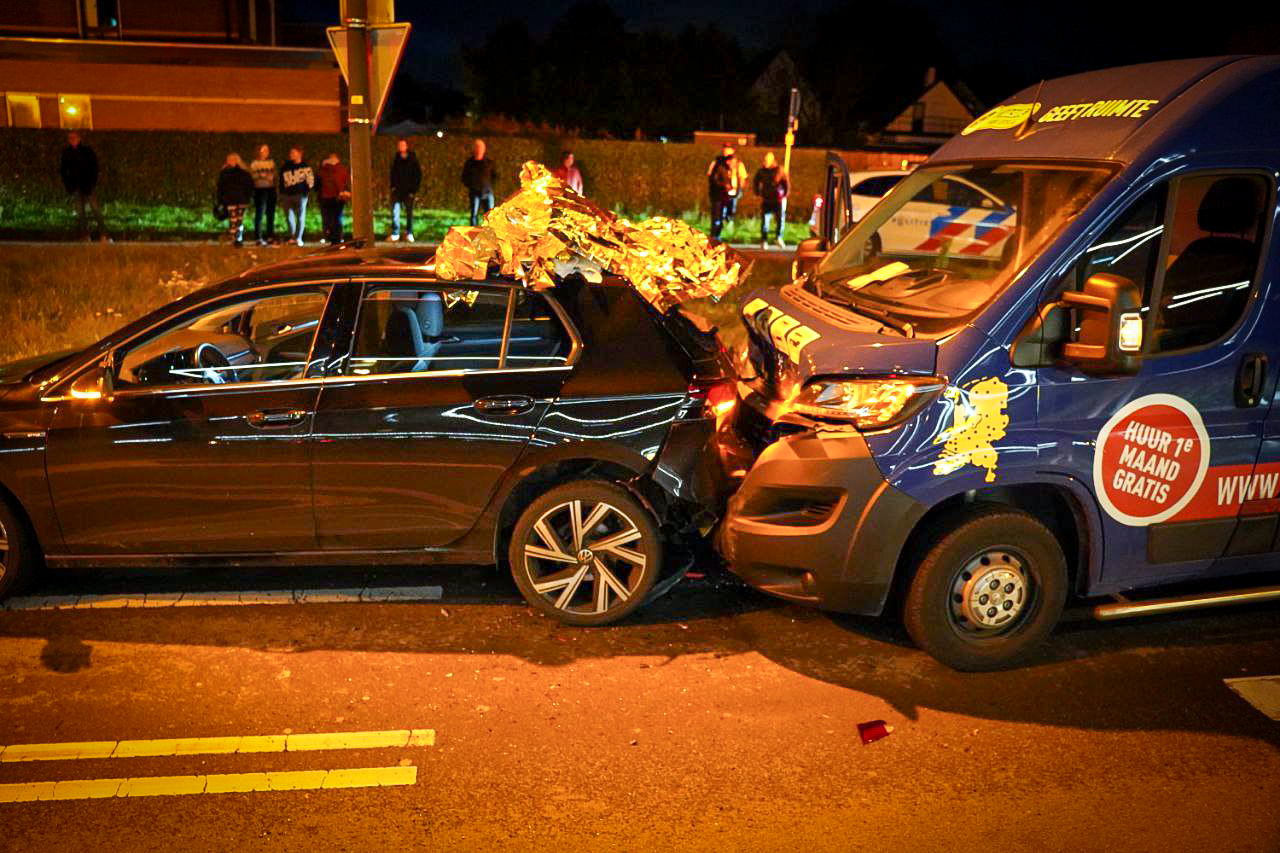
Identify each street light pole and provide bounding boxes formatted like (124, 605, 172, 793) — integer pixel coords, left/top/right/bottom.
(344, 0, 374, 244)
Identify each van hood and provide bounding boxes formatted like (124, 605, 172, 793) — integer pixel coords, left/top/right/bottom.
(740, 284, 938, 391)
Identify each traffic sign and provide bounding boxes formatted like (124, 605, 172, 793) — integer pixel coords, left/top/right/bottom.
(327, 22, 411, 128)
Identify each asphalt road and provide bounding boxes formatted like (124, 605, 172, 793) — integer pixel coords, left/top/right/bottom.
(0, 564, 1277, 852)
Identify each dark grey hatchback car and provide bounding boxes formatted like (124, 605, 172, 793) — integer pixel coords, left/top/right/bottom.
(0, 247, 735, 624)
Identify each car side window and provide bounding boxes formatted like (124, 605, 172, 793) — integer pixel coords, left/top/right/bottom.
(851, 176, 901, 198)
(507, 290, 571, 367)
(347, 285, 511, 375)
(1150, 173, 1267, 353)
(115, 287, 331, 387)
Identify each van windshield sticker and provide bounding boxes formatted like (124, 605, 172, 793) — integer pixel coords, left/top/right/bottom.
(962, 98, 1160, 136)
(932, 377, 1010, 483)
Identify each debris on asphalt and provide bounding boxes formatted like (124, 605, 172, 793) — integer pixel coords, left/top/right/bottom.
(857, 720, 894, 745)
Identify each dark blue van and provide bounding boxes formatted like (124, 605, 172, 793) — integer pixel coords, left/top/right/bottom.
(720, 56, 1280, 670)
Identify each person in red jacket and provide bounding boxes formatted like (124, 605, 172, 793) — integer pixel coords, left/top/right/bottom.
(318, 152, 352, 244)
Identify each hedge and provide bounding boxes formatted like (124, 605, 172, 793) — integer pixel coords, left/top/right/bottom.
(0, 128, 923, 223)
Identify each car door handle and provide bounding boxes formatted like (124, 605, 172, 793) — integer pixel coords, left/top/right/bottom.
(1236, 353, 1268, 408)
(246, 409, 308, 428)
(473, 395, 535, 416)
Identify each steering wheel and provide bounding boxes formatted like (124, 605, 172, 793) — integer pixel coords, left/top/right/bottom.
(194, 343, 232, 385)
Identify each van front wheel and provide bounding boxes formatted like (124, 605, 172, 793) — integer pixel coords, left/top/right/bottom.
(903, 507, 1067, 671)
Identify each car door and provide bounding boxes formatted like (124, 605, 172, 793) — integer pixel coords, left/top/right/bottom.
(44, 282, 338, 555)
(310, 281, 576, 550)
(1032, 171, 1272, 589)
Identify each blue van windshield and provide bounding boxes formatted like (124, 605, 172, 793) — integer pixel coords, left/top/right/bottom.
(811, 162, 1114, 337)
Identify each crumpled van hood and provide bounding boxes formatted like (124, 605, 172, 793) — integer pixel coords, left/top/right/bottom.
(740, 283, 938, 390)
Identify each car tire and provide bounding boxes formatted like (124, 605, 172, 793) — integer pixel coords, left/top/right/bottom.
(0, 499, 35, 602)
(903, 506, 1067, 671)
(509, 480, 661, 626)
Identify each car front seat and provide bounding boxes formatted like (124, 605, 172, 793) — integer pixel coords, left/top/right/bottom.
(1158, 176, 1261, 349)
(382, 292, 443, 373)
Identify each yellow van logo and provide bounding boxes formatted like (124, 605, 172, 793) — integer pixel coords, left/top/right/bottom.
(961, 103, 1039, 136)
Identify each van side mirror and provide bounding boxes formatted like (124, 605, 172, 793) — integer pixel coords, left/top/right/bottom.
(69, 364, 114, 402)
(792, 236, 828, 279)
(1059, 273, 1143, 375)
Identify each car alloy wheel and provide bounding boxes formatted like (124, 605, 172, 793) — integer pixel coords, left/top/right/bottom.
(0, 517, 8, 582)
(522, 498, 647, 617)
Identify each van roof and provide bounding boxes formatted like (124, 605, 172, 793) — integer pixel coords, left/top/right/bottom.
(931, 55, 1280, 166)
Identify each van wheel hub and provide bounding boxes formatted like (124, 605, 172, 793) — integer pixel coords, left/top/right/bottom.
(951, 549, 1029, 633)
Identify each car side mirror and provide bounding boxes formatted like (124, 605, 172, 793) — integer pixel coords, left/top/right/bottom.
(792, 236, 829, 279)
(1059, 273, 1143, 375)
(69, 364, 114, 402)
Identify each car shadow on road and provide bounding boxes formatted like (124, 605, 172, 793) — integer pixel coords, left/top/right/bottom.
(1, 565, 1278, 744)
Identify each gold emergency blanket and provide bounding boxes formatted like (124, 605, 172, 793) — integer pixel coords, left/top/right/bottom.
(433, 162, 748, 308)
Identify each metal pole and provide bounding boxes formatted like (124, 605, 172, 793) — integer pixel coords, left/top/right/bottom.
(344, 0, 374, 244)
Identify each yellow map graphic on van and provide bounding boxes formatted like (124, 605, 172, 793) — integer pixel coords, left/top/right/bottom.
(933, 377, 1010, 483)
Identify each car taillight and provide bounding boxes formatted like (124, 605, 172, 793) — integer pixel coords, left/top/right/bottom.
(688, 378, 737, 424)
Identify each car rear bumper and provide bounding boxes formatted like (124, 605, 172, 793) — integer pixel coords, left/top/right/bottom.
(718, 423, 927, 616)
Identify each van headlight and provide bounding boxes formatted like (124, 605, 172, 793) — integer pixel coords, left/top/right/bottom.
(789, 376, 945, 429)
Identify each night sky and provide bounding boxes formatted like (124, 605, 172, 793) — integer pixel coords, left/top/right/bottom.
(282, 0, 1279, 106)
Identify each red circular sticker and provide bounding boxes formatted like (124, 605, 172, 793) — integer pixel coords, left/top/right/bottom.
(1092, 394, 1210, 526)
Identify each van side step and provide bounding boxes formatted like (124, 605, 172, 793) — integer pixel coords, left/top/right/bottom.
(1093, 585, 1280, 621)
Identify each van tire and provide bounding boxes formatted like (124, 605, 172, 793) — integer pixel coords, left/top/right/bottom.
(903, 506, 1067, 671)
(0, 498, 36, 601)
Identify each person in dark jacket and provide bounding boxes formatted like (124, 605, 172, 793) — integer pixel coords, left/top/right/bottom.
(388, 138, 422, 242)
(461, 138, 496, 226)
(278, 146, 314, 247)
(318, 152, 352, 245)
(753, 151, 790, 249)
(706, 146, 736, 239)
(216, 153, 255, 247)
(59, 130, 106, 241)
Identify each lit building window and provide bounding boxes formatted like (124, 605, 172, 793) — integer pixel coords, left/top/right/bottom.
(58, 95, 92, 130)
(5, 94, 41, 129)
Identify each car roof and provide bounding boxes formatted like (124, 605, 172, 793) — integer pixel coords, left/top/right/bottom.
(215, 244, 630, 294)
(931, 55, 1280, 167)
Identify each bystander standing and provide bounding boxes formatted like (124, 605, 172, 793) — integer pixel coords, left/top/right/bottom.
(706, 146, 736, 239)
(753, 151, 790, 249)
(279, 146, 314, 247)
(215, 153, 254, 247)
(59, 130, 107, 242)
(462, 138, 497, 226)
(249, 144, 277, 245)
(318, 152, 352, 245)
(552, 150, 584, 195)
(389, 138, 422, 242)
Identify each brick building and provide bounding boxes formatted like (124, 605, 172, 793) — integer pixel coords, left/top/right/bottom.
(0, 1, 340, 132)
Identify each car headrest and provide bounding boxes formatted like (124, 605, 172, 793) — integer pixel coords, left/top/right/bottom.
(417, 292, 444, 338)
(1198, 177, 1259, 235)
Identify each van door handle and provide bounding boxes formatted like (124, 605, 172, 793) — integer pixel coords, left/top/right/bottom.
(246, 409, 308, 428)
(1236, 353, 1267, 408)
(473, 395, 535, 416)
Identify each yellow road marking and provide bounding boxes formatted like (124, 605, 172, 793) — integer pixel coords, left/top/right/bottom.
(0, 729, 435, 763)
(0, 766, 418, 803)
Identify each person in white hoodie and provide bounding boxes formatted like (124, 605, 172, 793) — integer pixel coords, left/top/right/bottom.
(249, 144, 277, 245)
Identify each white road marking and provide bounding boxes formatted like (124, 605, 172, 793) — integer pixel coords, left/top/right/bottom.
(1225, 675, 1280, 721)
(0, 765, 418, 803)
(0, 729, 436, 762)
(2, 585, 443, 611)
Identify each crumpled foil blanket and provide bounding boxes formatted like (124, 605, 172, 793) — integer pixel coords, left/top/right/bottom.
(433, 161, 749, 309)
